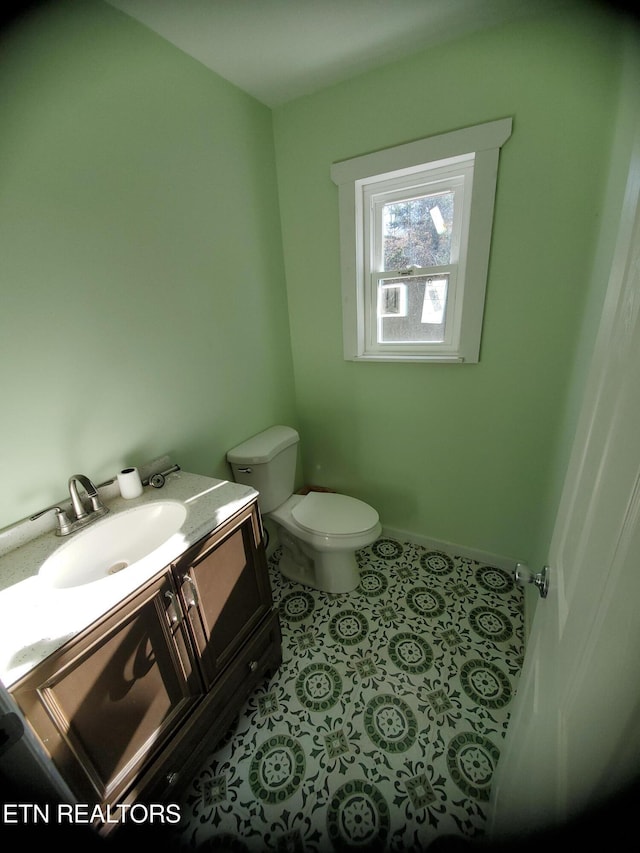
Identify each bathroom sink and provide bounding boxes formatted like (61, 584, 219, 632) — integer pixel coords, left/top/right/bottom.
(38, 500, 187, 589)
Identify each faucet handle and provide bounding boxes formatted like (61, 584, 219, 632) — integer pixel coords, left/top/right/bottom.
(87, 492, 107, 513)
(30, 506, 73, 536)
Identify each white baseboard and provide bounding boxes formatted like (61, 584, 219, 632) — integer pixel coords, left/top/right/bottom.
(380, 525, 518, 573)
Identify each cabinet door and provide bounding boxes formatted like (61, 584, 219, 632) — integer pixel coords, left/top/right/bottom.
(10, 571, 201, 807)
(175, 501, 274, 690)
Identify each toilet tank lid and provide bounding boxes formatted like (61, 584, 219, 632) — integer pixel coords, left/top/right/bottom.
(227, 425, 299, 464)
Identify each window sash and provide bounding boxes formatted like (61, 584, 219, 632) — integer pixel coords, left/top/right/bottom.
(367, 267, 460, 355)
(362, 165, 470, 358)
(365, 167, 470, 275)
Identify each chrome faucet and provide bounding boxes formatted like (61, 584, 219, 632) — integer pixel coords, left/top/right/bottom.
(66, 474, 109, 530)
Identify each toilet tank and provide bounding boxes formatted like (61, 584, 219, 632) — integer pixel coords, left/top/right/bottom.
(226, 425, 299, 513)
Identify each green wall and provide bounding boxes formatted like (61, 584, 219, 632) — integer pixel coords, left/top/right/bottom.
(0, 0, 631, 573)
(0, 1, 297, 529)
(273, 7, 625, 561)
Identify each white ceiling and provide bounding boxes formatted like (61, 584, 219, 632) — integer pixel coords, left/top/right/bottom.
(105, 0, 579, 108)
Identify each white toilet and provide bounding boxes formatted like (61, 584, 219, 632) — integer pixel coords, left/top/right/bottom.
(226, 425, 381, 593)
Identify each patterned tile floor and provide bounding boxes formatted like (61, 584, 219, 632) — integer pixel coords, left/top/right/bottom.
(170, 537, 525, 852)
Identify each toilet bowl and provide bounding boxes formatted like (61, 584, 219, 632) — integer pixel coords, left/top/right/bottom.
(269, 492, 381, 593)
(226, 426, 381, 593)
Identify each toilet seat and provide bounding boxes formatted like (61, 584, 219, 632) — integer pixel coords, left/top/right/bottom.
(291, 492, 379, 536)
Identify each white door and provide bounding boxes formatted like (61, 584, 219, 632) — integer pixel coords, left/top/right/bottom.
(488, 131, 640, 840)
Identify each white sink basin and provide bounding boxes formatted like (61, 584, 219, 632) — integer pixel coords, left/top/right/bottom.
(38, 500, 187, 589)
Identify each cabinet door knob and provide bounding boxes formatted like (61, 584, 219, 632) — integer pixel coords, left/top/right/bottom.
(248, 660, 258, 672)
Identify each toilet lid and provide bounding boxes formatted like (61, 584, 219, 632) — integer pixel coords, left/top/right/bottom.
(291, 492, 379, 536)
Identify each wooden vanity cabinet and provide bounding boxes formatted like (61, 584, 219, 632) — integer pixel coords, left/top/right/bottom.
(9, 498, 281, 823)
(10, 569, 199, 807)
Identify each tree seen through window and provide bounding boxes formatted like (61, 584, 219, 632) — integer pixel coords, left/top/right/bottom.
(383, 191, 454, 270)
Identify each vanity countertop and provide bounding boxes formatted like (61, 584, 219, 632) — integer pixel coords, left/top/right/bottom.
(0, 471, 258, 689)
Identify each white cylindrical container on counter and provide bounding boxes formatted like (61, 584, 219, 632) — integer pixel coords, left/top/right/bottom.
(117, 467, 143, 499)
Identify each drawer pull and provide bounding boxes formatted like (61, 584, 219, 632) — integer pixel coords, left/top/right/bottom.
(248, 660, 258, 672)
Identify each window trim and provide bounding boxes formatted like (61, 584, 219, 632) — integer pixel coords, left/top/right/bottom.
(331, 118, 513, 363)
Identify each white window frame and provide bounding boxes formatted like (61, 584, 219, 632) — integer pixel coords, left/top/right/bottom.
(331, 118, 512, 363)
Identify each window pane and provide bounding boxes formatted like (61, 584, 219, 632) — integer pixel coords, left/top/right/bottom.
(382, 191, 454, 270)
(378, 275, 449, 344)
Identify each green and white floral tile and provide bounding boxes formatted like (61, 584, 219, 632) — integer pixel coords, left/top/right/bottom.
(172, 539, 525, 852)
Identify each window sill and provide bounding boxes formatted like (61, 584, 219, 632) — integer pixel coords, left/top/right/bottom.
(348, 354, 465, 363)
